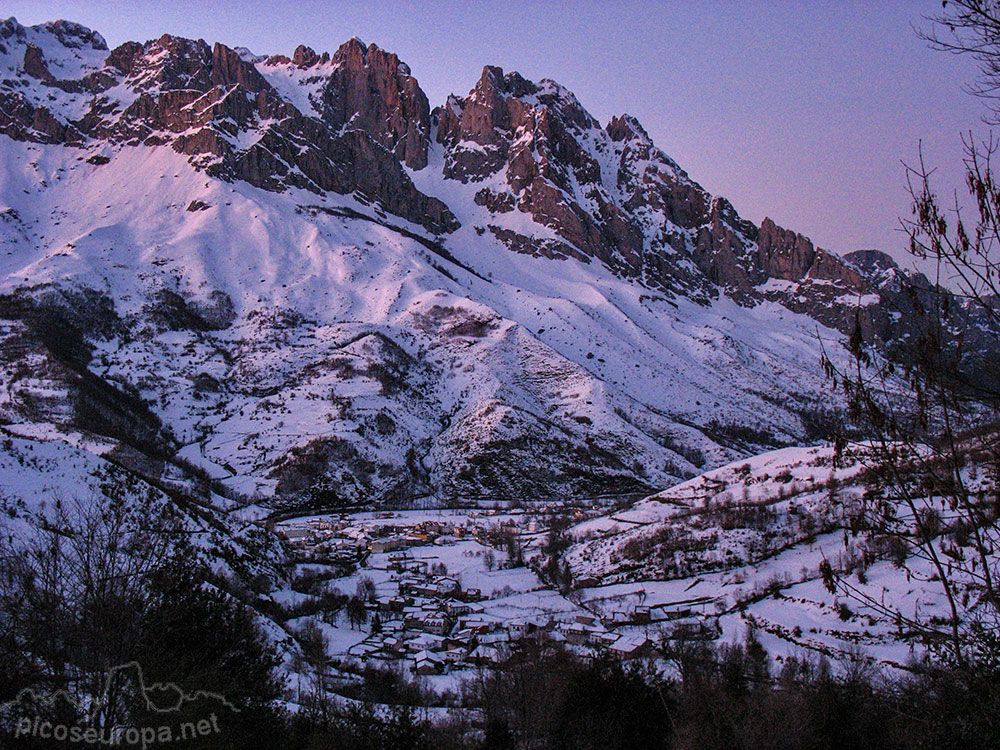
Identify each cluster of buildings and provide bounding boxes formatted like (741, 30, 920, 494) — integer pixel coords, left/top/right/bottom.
(347, 551, 652, 675)
(278, 517, 367, 564)
(279, 513, 667, 677)
(278, 514, 482, 560)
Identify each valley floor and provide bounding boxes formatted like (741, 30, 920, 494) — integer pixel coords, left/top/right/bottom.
(273, 484, 948, 703)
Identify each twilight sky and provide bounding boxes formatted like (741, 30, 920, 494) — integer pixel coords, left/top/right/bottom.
(3, 1, 988, 267)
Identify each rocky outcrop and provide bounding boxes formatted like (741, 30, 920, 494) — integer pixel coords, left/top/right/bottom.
(319, 38, 431, 169)
(693, 197, 758, 294)
(757, 217, 865, 288)
(0, 20, 455, 233)
(436, 66, 540, 179)
(21, 43, 54, 81)
(745, 217, 883, 335)
(211, 41, 268, 92)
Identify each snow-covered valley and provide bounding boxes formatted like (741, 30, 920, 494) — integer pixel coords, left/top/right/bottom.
(1, 16, 997, 715)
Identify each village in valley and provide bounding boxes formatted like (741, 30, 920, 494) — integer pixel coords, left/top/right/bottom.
(273, 507, 665, 684)
(268, 448, 941, 693)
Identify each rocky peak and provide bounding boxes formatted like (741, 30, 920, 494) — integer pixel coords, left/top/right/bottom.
(333, 36, 368, 62)
(105, 41, 144, 75)
(0, 17, 106, 54)
(842, 249, 918, 303)
(474, 65, 539, 100)
(291, 43, 328, 67)
(434, 66, 600, 157)
(210, 41, 268, 92)
(606, 113, 649, 143)
(39, 19, 107, 51)
(316, 37, 430, 169)
(692, 197, 757, 293)
(744, 217, 893, 341)
(757, 217, 820, 282)
(438, 65, 748, 299)
(435, 65, 529, 158)
(0, 24, 454, 233)
(0, 16, 22, 44)
(0, 17, 107, 85)
(757, 217, 864, 288)
(123, 34, 213, 91)
(435, 65, 598, 178)
(843, 249, 899, 278)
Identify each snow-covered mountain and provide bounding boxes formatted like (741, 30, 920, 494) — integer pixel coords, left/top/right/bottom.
(0, 17, 980, 513)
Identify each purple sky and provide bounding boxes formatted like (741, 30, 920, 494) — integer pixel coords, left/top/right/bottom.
(3, 1, 987, 267)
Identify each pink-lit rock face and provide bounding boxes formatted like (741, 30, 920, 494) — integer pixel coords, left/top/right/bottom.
(0, 18, 455, 233)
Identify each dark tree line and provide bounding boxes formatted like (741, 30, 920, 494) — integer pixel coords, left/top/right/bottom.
(0, 486, 286, 749)
(324, 635, 1000, 750)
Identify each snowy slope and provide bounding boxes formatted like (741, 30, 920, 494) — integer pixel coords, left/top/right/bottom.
(0, 136, 847, 507)
(0, 425, 283, 583)
(562, 444, 996, 668)
(4, 17, 995, 678)
(0, 17, 893, 510)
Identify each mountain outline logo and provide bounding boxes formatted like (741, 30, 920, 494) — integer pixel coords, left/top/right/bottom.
(1, 661, 240, 721)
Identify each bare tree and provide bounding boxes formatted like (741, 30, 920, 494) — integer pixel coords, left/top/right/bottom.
(346, 595, 368, 630)
(0, 481, 188, 730)
(920, 1, 1000, 123)
(297, 620, 331, 716)
(820, 3, 1000, 668)
(356, 575, 376, 602)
